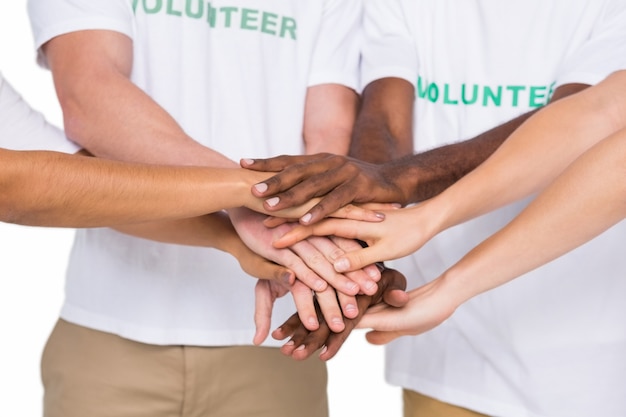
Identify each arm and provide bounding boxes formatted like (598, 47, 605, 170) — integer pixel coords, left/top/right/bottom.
(44, 30, 235, 167)
(243, 82, 588, 224)
(273, 71, 626, 270)
(0, 148, 270, 227)
(359, 125, 626, 344)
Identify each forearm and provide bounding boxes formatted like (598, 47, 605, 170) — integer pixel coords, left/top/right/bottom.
(0, 149, 267, 227)
(439, 127, 626, 304)
(349, 78, 414, 163)
(303, 84, 358, 156)
(434, 76, 624, 230)
(44, 30, 235, 167)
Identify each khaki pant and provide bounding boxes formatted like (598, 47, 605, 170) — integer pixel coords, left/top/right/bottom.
(42, 319, 328, 417)
(404, 390, 490, 417)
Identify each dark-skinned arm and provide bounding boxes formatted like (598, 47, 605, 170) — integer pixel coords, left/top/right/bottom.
(243, 82, 588, 224)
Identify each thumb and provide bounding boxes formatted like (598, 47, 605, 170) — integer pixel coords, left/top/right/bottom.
(333, 246, 382, 272)
(253, 281, 273, 345)
(365, 329, 403, 345)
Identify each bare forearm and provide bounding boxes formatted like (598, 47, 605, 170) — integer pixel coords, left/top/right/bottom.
(0, 149, 266, 227)
(435, 76, 624, 230)
(441, 127, 626, 304)
(44, 30, 235, 167)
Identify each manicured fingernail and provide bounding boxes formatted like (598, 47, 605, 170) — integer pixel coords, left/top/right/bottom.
(375, 212, 386, 219)
(301, 213, 312, 224)
(254, 183, 268, 193)
(334, 258, 349, 272)
(242, 158, 255, 166)
(266, 196, 280, 207)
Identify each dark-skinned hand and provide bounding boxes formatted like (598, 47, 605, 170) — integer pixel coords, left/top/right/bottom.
(241, 153, 409, 225)
(271, 267, 408, 361)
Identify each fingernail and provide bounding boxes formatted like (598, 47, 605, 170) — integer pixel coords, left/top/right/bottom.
(375, 212, 386, 219)
(281, 272, 293, 285)
(284, 340, 295, 346)
(334, 258, 349, 272)
(308, 317, 318, 327)
(365, 281, 377, 292)
(296, 344, 306, 351)
(345, 304, 357, 313)
(254, 183, 268, 194)
(392, 203, 402, 209)
(242, 158, 255, 166)
(346, 282, 359, 293)
(315, 280, 326, 292)
(266, 196, 280, 207)
(301, 213, 312, 224)
(332, 317, 344, 326)
(320, 346, 328, 356)
(367, 266, 380, 279)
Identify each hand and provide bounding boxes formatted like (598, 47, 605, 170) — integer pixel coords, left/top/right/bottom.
(357, 277, 458, 345)
(272, 203, 444, 272)
(231, 208, 381, 336)
(241, 153, 409, 225)
(272, 267, 408, 361)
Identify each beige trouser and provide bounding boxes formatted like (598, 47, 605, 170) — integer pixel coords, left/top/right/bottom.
(404, 390, 490, 417)
(42, 319, 328, 417)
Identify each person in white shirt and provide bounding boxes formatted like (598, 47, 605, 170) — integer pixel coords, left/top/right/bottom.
(244, 2, 626, 416)
(25, 1, 398, 416)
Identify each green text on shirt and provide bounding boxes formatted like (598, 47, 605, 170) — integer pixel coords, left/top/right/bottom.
(132, 0, 298, 40)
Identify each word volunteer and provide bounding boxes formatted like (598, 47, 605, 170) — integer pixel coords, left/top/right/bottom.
(418, 76, 557, 108)
(132, 0, 298, 40)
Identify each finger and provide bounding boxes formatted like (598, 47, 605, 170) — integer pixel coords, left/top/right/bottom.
(299, 182, 368, 225)
(337, 291, 358, 319)
(379, 268, 409, 307)
(290, 239, 359, 296)
(273, 219, 365, 249)
(272, 313, 302, 341)
(240, 154, 312, 173)
(281, 322, 314, 357)
(328, 204, 386, 223)
(365, 329, 404, 345)
(331, 236, 381, 294)
(262, 216, 291, 228)
(291, 280, 319, 331)
(333, 246, 387, 273)
(320, 293, 373, 361)
(243, 257, 295, 286)
(253, 280, 273, 345)
(277, 248, 328, 293)
(291, 322, 331, 361)
(314, 287, 345, 333)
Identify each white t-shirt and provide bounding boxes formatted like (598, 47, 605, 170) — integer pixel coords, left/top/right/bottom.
(28, 0, 361, 346)
(0, 72, 79, 153)
(362, 1, 626, 416)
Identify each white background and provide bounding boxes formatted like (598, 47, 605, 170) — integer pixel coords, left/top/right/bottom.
(0, 2, 402, 415)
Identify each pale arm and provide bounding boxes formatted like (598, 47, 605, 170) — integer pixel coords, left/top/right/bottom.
(359, 126, 626, 344)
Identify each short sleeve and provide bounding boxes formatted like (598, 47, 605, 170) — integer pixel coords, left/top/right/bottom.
(555, 0, 626, 87)
(0, 74, 79, 153)
(28, 0, 134, 67)
(360, 0, 417, 91)
(307, 0, 362, 91)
